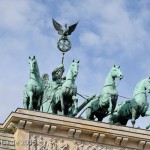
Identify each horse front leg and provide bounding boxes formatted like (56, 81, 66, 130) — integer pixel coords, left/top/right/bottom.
(146, 119, 150, 129)
(72, 95, 78, 116)
(23, 97, 27, 109)
(108, 97, 113, 123)
(28, 92, 33, 110)
(59, 91, 64, 115)
(142, 110, 150, 129)
(131, 108, 136, 127)
(37, 95, 42, 111)
(108, 97, 112, 113)
(109, 99, 117, 123)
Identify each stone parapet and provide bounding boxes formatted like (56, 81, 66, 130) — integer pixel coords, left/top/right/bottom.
(0, 108, 150, 150)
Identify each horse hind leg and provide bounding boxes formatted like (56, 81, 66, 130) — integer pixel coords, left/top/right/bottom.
(97, 116, 103, 122)
(119, 118, 128, 126)
(110, 113, 120, 124)
(36, 95, 43, 111)
(111, 113, 128, 126)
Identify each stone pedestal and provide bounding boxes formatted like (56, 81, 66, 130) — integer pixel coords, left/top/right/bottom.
(0, 108, 150, 150)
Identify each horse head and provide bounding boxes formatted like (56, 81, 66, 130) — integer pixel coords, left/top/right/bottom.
(110, 65, 123, 80)
(133, 77, 150, 98)
(69, 60, 79, 79)
(29, 56, 37, 73)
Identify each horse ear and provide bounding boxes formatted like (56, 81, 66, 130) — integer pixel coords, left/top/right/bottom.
(77, 60, 80, 63)
(33, 56, 35, 59)
(29, 56, 31, 59)
(72, 60, 74, 62)
(114, 65, 116, 67)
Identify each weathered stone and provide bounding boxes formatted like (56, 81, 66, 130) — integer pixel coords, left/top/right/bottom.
(0, 109, 150, 149)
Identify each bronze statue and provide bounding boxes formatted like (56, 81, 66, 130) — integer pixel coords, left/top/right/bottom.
(23, 56, 44, 110)
(52, 18, 78, 38)
(50, 60, 79, 116)
(40, 64, 65, 113)
(52, 19, 78, 63)
(111, 77, 150, 127)
(22, 19, 150, 129)
(86, 65, 123, 122)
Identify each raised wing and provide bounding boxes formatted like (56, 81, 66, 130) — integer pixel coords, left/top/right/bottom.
(67, 22, 78, 35)
(52, 18, 63, 35)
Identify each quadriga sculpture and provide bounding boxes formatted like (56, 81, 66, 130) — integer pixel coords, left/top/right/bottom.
(46, 60, 79, 116)
(23, 56, 44, 110)
(112, 77, 150, 127)
(86, 65, 123, 122)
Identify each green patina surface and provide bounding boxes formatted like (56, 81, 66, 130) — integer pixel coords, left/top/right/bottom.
(86, 65, 123, 122)
(112, 77, 150, 127)
(23, 56, 44, 110)
(41, 60, 79, 116)
(23, 19, 150, 129)
(24, 58, 82, 116)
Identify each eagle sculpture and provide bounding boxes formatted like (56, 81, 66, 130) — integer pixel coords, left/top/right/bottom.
(52, 18, 78, 37)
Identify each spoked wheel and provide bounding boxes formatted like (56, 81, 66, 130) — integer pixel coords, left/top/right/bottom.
(57, 37, 71, 52)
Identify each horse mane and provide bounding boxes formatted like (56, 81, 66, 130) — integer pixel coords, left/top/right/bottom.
(133, 78, 148, 96)
(34, 60, 40, 77)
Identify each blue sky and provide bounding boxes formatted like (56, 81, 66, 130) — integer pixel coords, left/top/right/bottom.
(0, 0, 150, 129)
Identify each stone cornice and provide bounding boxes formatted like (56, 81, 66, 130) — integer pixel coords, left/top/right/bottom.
(1, 108, 150, 149)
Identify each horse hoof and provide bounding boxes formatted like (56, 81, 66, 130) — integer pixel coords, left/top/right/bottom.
(29, 105, 33, 110)
(109, 121, 113, 124)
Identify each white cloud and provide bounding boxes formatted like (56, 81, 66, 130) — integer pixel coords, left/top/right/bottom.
(79, 31, 101, 48)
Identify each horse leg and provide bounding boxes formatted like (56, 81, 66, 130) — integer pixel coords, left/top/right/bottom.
(97, 116, 103, 122)
(108, 97, 112, 114)
(131, 108, 136, 127)
(143, 110, 150, 116)
(72, 95, 78, 116)
(111, 113, 118, 124)
(108, 97, 114, 123)
(109, 114, 114, 123)
(64, 105, 70, 116)
(28, 92, 33, 110)
(37, 95, 42, 111)
(23, 89, 28, 109)
(141, 111, 150, 129)
(23, 97, 28, 109)
(145, 118, 150, 129)
(50, 101, 57, 114)
(117, 118, 128, 126)
(59, 92, 65, 115)
(109, 100, 117, 123)
(86, 107, 94, 120)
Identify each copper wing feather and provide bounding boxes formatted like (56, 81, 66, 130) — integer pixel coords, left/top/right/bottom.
(52, 19, 63, 35)
(67, 22, 78, 35)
